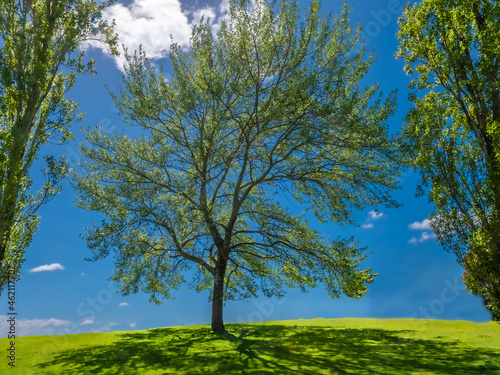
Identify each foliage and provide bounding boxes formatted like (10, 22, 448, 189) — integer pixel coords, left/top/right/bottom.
(74, 0, 400, 331)
(397, 0, 500, 320)
(0, 0, 117, 288)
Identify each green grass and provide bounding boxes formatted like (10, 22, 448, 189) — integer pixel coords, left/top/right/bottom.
(1, 318, 499, 374)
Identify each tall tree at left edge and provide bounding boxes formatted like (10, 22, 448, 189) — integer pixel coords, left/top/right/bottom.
(0, 0, 117, 290)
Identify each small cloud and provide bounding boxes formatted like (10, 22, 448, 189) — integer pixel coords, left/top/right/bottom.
(81, 273, 85, 276)
(409, 218, 432, 230)
(29, 263, 65, 273)
(118, 302, 129, 307)
(408, 218, 436, 244)
(129, 323, 136, 328)
(420, 231, 436, 241)
(368, 210, 385, 220)
(408, 232, 436, 244)
(80, 319, 95, 326)
(361, 210, 385, 228)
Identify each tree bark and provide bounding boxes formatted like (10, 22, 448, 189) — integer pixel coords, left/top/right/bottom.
(0, 138, 26, 268)
(211, 265, 226, 332)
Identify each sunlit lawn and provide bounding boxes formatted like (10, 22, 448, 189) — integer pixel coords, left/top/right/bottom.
(1, 318, 499, 374)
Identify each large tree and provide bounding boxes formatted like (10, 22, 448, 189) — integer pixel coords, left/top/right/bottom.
(74, 0, 401, 332)
(0, 0, 117, 289)
(397, 0, 500, 320)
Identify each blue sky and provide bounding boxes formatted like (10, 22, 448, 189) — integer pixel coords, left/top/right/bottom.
(0, 0, 493, 338)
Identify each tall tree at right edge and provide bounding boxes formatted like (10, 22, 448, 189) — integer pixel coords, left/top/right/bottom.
(397, 0, 500, 320)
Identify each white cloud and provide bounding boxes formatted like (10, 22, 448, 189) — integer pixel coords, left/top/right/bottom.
(219, 0, 230, 13)
(408, 218, 436, 244)
(409, 218, 432, 230)
(190, 6, 216, 27)
(82, 0, 250, 70)
(28, 263, 65, 273)
(81, 272, 85, 276)
(368, 210, 385, 220)
(80, 319, 95, 326)
(408, 231, 436, 244)
(420, 231, 436, 241)
(129, 323, 136, 328)
(0, 316, 70, 337)
(361, 210, 385, 228)
(84, 0, 220, 70)
(118, 302, 129, 307)
(83, 0, 190, 69)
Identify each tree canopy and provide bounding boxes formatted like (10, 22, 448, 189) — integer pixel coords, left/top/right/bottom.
(397, 0, 500, 320)
(74, 0, 401, 332)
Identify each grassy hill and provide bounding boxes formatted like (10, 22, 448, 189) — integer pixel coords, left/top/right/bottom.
(0, 318, 499, 374)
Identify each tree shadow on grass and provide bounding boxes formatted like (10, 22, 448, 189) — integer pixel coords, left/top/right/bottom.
(36, 324, 500, 374)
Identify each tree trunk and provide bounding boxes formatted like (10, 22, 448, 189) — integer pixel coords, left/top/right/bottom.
(211, 266, 226, 332)
(0, 139, 25, 268)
